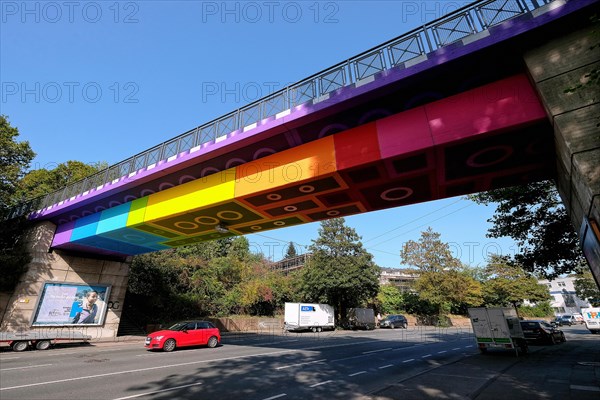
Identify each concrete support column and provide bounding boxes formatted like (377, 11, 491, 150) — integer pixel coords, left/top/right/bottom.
(524, 23, 600, 284)
(0, 221, 131, 340)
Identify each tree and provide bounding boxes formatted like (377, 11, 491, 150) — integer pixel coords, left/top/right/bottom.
(0, 115, 35, 212)
(401, 228, 482, 320)
(482, 254, 551, 308)
(298, 218, 380, 323)
(284, 242, 298, 259)
(0, 116, 35, 291)
(469, 181, 585, 279)
(376, 284, 403, 314)
(575, 268, 600, 306)
(15, 160, 107, 201)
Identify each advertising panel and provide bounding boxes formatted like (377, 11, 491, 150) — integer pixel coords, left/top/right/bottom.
(31, 282, 111, 326)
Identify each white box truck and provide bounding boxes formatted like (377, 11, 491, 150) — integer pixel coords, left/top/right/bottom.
(581, 307, 600, 334)
(284, 303, 335, 332)
(468, 307, 528, 355)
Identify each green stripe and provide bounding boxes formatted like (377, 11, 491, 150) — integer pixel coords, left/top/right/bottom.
(494, 338, 511, 344)
(477, 338, 493, 343)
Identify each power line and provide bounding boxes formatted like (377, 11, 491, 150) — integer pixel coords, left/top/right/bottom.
(363, 197, 464, 243)
(369, 203, 474, 248)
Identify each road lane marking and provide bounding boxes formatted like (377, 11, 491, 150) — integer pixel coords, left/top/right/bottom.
(452, 348, 461, 350)
(1, 349, 298, 391)
(1, 364, 53, 372)
(276, 359, 326, 370)
(349, 371, 367, 376)
(422, 354, 431, 358)
(112, 382, 203, 399)
(402, 359, 414, 363)
(0, 357, 20, 360)
(310, 380, 333, 387)
(437, 351, 447, 354)
(362, 348, 392, 354)
(378, 364, 394, 369)
(464, 345, 473, 348)
(570, 385, 600, 392)
(262, 394, 287, 400)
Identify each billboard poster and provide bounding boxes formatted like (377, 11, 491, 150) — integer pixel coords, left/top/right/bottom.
(31, 282, 111, 326)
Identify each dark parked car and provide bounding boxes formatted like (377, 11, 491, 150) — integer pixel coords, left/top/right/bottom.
(520, 320, 566, 345)
(145, 321, 221, 352)
(379, 314, 408, 329)
(555, 315, 575, 326)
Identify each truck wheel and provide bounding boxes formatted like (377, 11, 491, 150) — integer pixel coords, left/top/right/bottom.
(35, 340, 51, 350)
(312, 327, 318, 333)
(12, 341, 28, 352)
(317, 327, 322, 333)
(479, 347, 487, 354)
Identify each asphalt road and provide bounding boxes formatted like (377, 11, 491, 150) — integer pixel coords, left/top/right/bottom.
(0, 327, 475, 400)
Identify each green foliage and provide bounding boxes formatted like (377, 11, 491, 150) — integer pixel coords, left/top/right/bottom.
(469, 181, 584, 278)
(15, 160, 108, 201)
(298, 218, 380, 323)
(127, 238, 294, 322)
(574, 268, 600, 306)
(518, 301, 553, 318)
(284, 242, 298, 259)
(482, 254, 551, 307)
(0, 216, 33, 291)
(0, 115, 35, 210)
(376, 284, 403, 314)
(401, 228, 482, 318)
(0, 116, 35, 292)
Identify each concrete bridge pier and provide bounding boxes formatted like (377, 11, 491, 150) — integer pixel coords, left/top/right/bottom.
(524, 23, 600, 285)
(0, 222, 130, 340)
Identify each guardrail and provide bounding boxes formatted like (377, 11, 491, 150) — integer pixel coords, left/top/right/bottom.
(8, 0, 555, 220)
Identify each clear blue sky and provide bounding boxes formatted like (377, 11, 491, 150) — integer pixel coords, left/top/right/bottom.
(1, 1, 518, 267)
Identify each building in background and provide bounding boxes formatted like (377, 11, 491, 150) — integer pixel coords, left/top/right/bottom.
(379, 268, 417, 292)
(539, 276, 591, 315)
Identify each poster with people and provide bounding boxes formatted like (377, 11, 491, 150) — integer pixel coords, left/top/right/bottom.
(31, 282, 111, 326)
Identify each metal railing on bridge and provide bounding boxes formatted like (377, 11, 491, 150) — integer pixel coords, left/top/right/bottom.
(8, 0, 555, 220)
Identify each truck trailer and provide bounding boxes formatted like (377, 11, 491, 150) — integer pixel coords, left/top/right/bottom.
(284, 302, 335, 332)
(346, 308, 376, 330)
(581, 307, 600, 334)
(467, 307, 528, 356)
(0, 330, 92, 351)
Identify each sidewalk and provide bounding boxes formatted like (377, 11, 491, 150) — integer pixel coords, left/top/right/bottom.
(371, 328, 600, 399)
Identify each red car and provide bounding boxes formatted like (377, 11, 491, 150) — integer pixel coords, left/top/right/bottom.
(145, 321, 221, 352)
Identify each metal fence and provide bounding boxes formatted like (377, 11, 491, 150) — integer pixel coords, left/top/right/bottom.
(9, 0, 555, 220)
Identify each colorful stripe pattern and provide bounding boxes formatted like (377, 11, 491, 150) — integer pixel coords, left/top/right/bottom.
(51, 75, 549, 256)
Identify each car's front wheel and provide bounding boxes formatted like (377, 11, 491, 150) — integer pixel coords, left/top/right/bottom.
(207, 336, 218, 348)
(163, 338, 176, 352)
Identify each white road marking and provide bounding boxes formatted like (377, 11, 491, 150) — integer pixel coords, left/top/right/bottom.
(570, 385, 600, 392)
(363, 348, 392, 354)
(437, 351, 447, 354)
(1, 349, 297, 391)
(378, 364, 394, 369)
(262, 394, 287, 400)
(310, 380, 333, 388)
(112, 382, 203, 399)
(422, 354, 432, 358)
(452, 348, 461, 350)
(276, 359, 326, 370)
(465, 345, 473, 348)
(402, 359, 414, 363)
(1, 364, 53, 372)
(349, 371, 367, 376)
(0, 357, 20, 360)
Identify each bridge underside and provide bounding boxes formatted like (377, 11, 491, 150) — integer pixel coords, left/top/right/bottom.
(51, 74, 554, 256)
